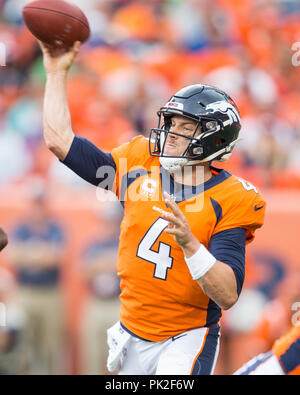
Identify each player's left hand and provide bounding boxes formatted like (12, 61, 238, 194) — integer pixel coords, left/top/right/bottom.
(153, 192, 198, 250)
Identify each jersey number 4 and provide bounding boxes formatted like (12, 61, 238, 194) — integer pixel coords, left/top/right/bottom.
(238, 178, 258, 193)
(137, 218, 173, 280)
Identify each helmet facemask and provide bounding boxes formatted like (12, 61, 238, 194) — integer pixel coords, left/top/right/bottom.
(150, 112, 222, 172)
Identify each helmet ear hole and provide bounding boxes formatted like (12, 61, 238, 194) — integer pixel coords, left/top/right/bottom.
(215, 138, 226, 147)
(205, 120, 218, 131)
(192, 146, 203, 155)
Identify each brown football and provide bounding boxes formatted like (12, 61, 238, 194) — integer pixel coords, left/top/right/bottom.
(22, 0, 90, 49)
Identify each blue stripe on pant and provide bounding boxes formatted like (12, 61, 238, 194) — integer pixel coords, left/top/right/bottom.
(191, 326, 220, 375)
(239, 351, 273, 375)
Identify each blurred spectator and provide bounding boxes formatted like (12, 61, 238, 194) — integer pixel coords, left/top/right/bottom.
(0, 228, 8, 251)
(234, 316, 300, 375)
(1, 0, 300, 188)
(216, 271, 300, 374)
(0, 229, 24, 375)
(79, 200, 122, 375)
(0, 267, 25, 375)
(7, 179, 65, 375)
(246, 273, 300, 354)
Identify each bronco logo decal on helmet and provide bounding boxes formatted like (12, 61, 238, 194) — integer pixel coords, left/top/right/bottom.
(205, 101, 241, 126)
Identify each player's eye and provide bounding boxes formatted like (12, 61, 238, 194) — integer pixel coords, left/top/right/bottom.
(184, 127, 194, 135)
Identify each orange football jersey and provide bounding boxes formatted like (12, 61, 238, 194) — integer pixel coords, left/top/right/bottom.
(273, 323, 300, 375)
(111, 136, 266, 341)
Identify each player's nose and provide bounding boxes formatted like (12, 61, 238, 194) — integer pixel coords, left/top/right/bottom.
(169, 125, 180, 136)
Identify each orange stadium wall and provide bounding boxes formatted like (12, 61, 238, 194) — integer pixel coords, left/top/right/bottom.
(0, 184, 104, 373)
(0, 186, 299, 374)
(247, 189, 300, 277)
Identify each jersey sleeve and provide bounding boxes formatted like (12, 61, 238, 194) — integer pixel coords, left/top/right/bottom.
(209, 227, 246, 295)
(61, 136, 117, 188)
(212, 184, 266, 244)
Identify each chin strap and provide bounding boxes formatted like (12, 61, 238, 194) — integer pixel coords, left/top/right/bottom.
(159, 138, 243, 171)
(159, 157, 189, 173)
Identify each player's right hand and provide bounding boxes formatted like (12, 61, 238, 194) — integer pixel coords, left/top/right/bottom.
(38, 40, 81, 75)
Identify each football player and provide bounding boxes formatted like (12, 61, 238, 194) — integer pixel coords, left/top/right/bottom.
(39, 42, 266, 375)
(234, 322, 300, 375)
(0, 228, 8, 252)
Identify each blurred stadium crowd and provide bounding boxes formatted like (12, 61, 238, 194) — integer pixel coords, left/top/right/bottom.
(0, 0, 300, 375)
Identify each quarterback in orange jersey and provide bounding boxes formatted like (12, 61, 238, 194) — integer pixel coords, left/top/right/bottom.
(234, 321, 300, 375)
(40, 41, 265, 375)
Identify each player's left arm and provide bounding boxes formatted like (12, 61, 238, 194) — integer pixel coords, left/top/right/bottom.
(0, 227, 8, 252)
(154, 193, 239, 310)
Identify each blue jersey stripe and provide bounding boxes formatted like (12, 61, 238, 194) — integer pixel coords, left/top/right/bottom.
(210, 198, 223, 225)
(120, 321, 151, 342)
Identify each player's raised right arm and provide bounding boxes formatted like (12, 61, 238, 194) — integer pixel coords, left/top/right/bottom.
(40, 41, 80, 160)
(40, 41, 118, 191)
